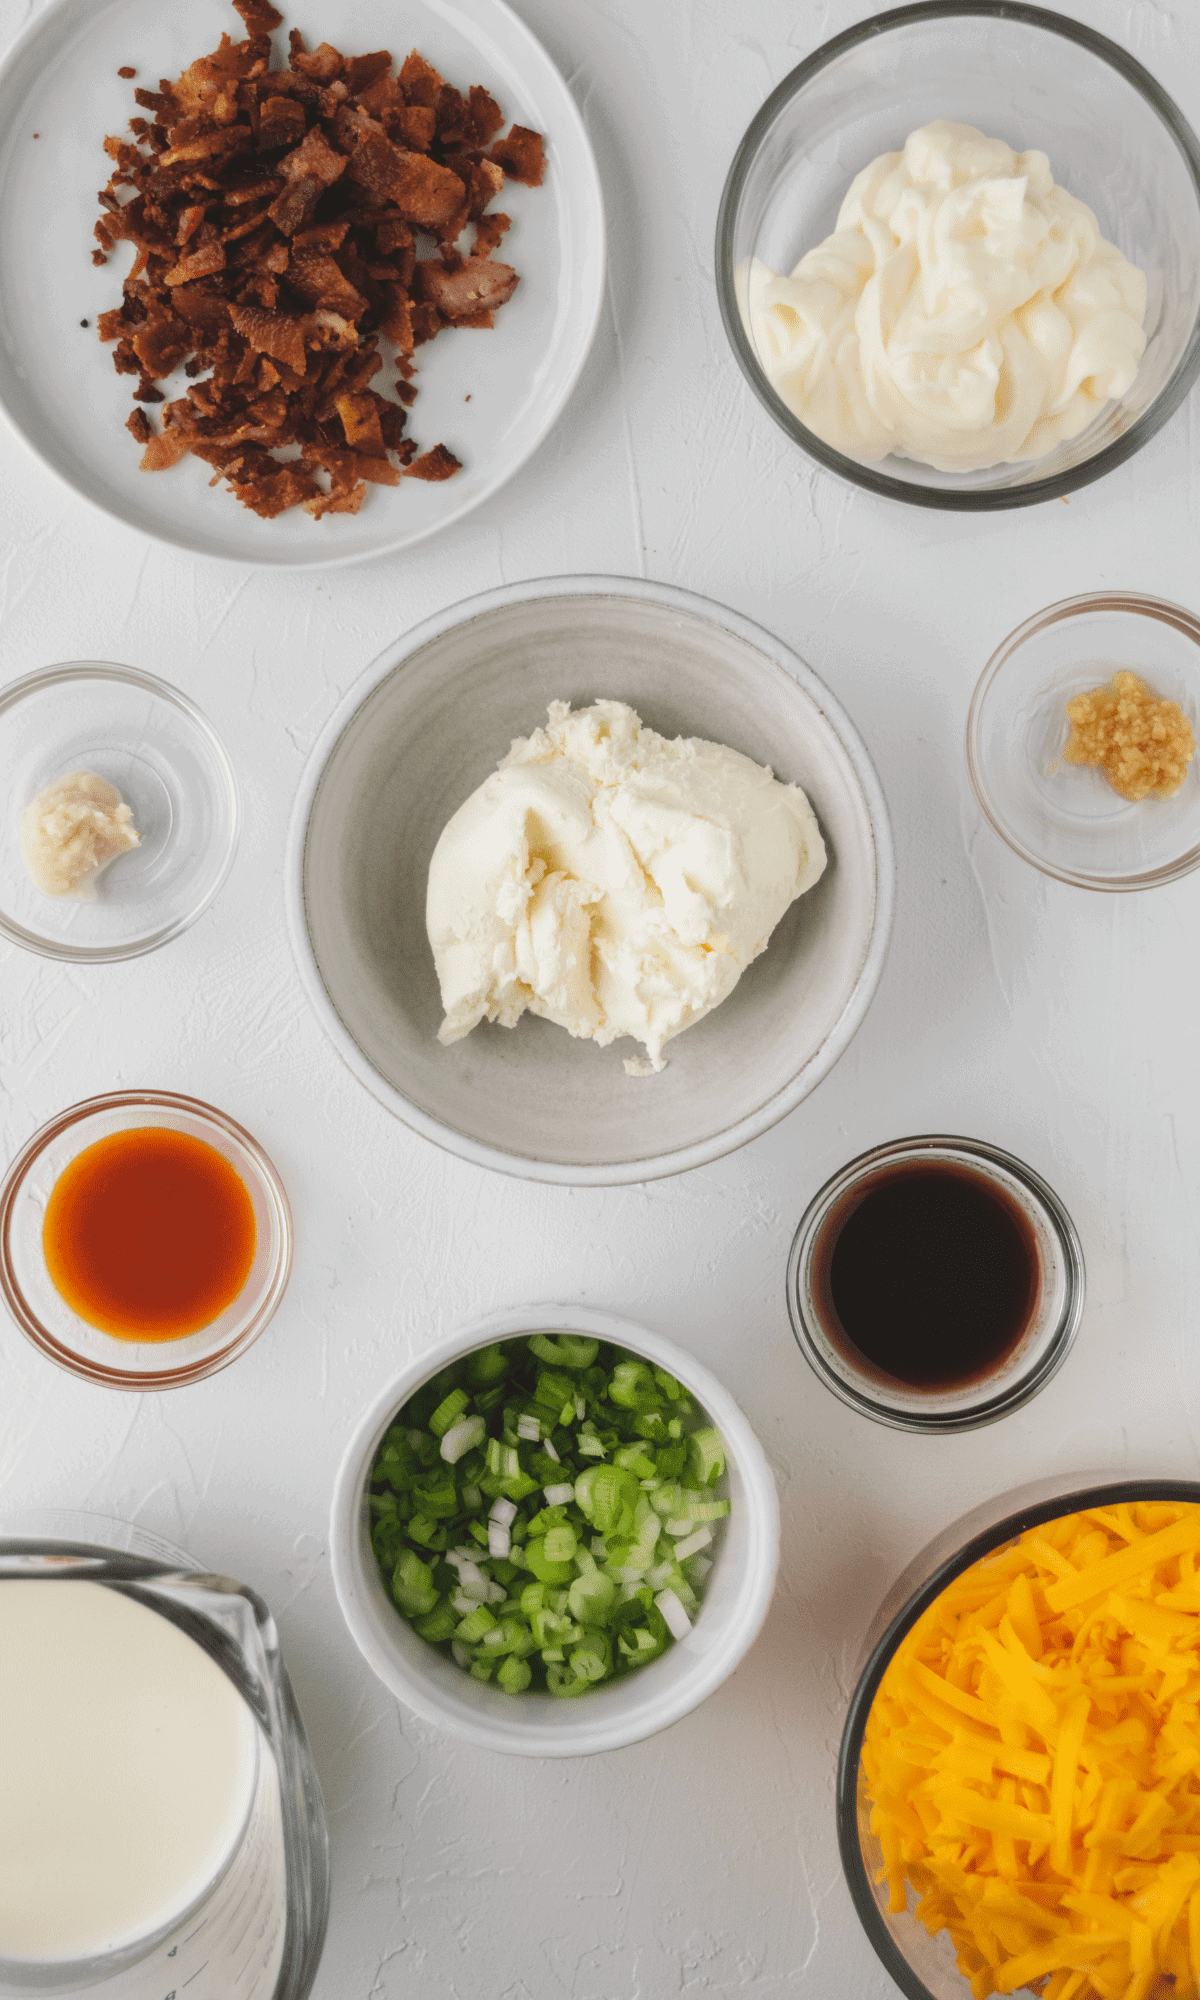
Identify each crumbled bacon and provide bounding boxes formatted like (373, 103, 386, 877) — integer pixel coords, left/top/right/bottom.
(406, 443, 461, 481)
(489, 125, 545, 188)
(96, 4, 543, 520)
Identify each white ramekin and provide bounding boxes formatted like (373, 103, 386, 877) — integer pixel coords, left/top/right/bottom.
(330, 1305, 780, 1758)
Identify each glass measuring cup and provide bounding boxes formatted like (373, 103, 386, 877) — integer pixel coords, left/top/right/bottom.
(0, 1512, 329, 2000)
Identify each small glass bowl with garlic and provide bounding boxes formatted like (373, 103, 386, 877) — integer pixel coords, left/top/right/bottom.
(0, 661, 238, 960)
(967, 592, 1200, 891)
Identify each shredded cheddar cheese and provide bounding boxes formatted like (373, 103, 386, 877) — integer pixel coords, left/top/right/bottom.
(861, 1502, 1200, 2000)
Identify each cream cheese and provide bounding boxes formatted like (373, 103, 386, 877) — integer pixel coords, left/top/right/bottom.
(744, 121, 1147, 474)
(426, 699, 826, 1072)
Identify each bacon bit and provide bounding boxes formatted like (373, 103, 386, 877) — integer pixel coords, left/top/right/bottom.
(345, 129, 464, 228)
(140, 428, 191, 471)
(228, 303, 308, 375)
(280, 122, 345, 185)
(490, 125, 545, 187)
(97, 3, 541, 519)
(392, 105, 436, 153)
(334, 389, 383, 450)
(472, 211, 510, 259)
(163, 241, 226, 285)
(233, 0, 283, 31)
(415, 257, 517, 321)
(398, 50, 442, 108)
(118, 66, 136, 79)
(256, 97, 306, 150)
(406, 443, 461, 481)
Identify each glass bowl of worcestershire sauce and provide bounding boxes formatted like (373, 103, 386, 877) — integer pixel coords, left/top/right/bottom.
(786, 1136, 1085, 1432)
(0, 1091, 292, 1389)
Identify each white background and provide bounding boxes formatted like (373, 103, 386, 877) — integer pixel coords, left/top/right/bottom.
(1, 0, 1198, 1995)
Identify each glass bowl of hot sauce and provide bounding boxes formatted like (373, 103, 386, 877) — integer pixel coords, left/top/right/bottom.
(0, 1091, 292, 1389)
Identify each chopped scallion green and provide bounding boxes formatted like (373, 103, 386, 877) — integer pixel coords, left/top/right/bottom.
(368, 1335, 729, 1696)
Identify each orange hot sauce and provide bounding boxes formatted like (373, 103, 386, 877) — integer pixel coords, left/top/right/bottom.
(43, 1128, 257, 1341)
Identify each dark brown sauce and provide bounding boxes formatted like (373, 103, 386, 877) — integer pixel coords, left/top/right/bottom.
(812, 1162, 1041, 1391)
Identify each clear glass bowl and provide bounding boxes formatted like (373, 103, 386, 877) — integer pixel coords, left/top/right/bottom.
(715, 2, 1200, 508)
(0, 1091, 292, 1389)
(786, 1135, 1085, 1431)
(967, 591, 1200, 888)
(0, 1509, 329, 2000)
(837, 1475, 1200, 1999)
(0, 662, 239, 960)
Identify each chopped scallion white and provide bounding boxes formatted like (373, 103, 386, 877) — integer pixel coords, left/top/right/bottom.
(654, 1587, 693, 1641)
(440, 1414, 486, 1463)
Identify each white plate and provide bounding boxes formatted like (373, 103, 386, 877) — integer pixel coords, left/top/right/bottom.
(0, 0, 604, 567)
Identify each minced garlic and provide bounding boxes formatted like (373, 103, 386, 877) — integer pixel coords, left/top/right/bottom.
(1062, 671, 1196, 802)
(19, 771, 140, 899)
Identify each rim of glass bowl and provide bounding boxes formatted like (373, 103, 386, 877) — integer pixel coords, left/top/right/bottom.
(0, 660, 240, 962)
(714, 0, 1200, 511)
(0, 1089, 293, 1389)
(836, 1476, 1200, 2000)
(785, 1133, 1085, 1433)
(966, 589, 1200, 889)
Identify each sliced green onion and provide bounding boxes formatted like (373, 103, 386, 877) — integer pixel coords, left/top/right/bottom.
(413, 1600, 458, 1643)
(542, 1523, 577, 1565)
(429, 1388, 470, 1439)
(440, 1414, 486, 1463)
(497, 1655, 532, 1695)
(392, 1548, 438, 1617)
(368, 1334, 729, 1698)
(527, 1332, 599, 1371)
(654, 1587, 692, 1641)
(688, 1425, 726, 1488)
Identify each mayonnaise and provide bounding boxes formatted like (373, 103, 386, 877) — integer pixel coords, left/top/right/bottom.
(0, 1580, 259, 1965)
(743, 121, 1147, 473)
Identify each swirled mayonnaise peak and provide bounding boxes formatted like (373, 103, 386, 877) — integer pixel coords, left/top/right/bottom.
(426, 699, 826, 1074)
(743, 121, 1147, 474)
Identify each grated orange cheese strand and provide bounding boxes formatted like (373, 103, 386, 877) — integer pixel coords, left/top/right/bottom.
(1052, 1694, 1093, 1875)
(861, 1503, 1200, 2000)
(1045, 1518, 1200, 1615)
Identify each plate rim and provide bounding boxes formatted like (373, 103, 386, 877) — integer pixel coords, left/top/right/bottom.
(283, 572, 898, 1186)
(0, 0, 607, 570)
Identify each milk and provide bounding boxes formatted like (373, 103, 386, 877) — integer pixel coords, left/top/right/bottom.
(0, 1580, 260, 1965)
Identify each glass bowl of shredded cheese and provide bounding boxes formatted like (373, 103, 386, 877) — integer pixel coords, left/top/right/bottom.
(838, 1476, 1200, 2000)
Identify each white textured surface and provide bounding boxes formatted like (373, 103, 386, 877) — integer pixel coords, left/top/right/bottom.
(0, 1, 1198, 1994)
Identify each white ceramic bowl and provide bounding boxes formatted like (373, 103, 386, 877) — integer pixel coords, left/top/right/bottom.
(286, 576, 894, 1185)
(330, 1306, 781, 1757)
